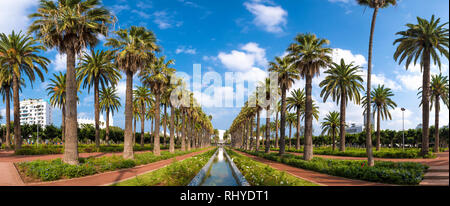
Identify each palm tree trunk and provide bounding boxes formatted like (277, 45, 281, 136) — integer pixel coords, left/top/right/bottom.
(421, 49, 431, 156)
(181, 110, 186, 151)
(140, 104, 145, 147)
(169, 105, 175, 153)
(62, 104, 65, 143)
(304, 74, 313, 161)
(289, 123, 292, 149)
(434, 95, 440, 153)
(133, 117, 136, 145)
(187, 116, 191, 151)
(163, 105, 167, 147)
(332, 127, 336, 151)
(279, 87, 287, 155)
(5, 89, 11, 149)
(94, 78, 100, 147)
(296, 109, 301, 150)
(256, 110, 260, 151)
(376, 108, 381, 151)
(12, 73, 21, 151)
(265, 106, 271, 153)
(123, 70, 134, 159)
(365, 7, 378, 167)
(105, 109, 110, 145)
(340, 90, 346, 152)
(154, 94, 161, 156)
(275, 111, 279, 148)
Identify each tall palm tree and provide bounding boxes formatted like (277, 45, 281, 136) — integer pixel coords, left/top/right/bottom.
(167, 77, 182, 153)
(288, 33, 332, 161)
(99, 87, 121, 145)
(268, 56, 299, 155)
(78, 49, 120, 147)
(287, 88, 305, 150)
(29, 0, 112, 164)
(0, 69, 25, 149)
(106, 26, 159, 159)
(393, 15, 449, 156)
(319, 58, 364, 152)
(357, 0, 397, 166)
(47, 72, 67, 142)
(140, 56, 175, 156)
(321, 111, 340, 151)
(362, 85, 397, 151)
(419, 74, 449, 153)
(0, 31, 49, 151)
(133, 86, 152, 147)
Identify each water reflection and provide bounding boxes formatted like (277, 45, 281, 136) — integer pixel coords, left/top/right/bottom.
(199, 148, 239, 186)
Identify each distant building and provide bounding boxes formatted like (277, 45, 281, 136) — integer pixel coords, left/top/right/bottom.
(78, 114, 112, 129)
(346, 123, 363, 134)
(416, 124, 422, 130)
(20, 99, 52, 126)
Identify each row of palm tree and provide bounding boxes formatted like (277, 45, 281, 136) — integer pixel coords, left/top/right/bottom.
(228, 11, 449, 164)
(0, 0, 214, 165)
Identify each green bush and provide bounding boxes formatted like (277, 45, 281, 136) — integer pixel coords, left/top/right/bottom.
(269, 147, 436, 159)
(17, 147, 209, 182)
(239, 149, 428, 185)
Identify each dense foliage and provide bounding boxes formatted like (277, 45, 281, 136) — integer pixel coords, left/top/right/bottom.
(239, 149, 428, 185)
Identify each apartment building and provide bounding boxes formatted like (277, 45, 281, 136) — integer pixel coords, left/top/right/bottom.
(20, 99, 53, 126)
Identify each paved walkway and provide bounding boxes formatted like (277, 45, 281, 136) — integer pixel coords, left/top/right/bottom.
(0, 148, 211, 186)
(235, 150, 387, 186)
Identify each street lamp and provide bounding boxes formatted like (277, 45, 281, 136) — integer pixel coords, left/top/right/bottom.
(401, 108, 406, 150)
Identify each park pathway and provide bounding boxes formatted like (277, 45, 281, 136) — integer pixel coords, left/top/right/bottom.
(234, 150, 387, 186)
(263, 150, 449, 186)
(0, 148, 211, 186)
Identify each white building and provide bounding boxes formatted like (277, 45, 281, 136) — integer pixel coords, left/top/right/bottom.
(78, 114, 112, 129)
(20, 99, 53, 126)
(346, 123, 363, 134)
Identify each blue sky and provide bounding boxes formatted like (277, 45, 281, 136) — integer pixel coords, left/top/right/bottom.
(0, 0, 449, 135)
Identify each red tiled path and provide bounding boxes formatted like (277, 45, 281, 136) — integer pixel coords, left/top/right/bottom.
(234, 150, 387, 186)
(0, 148, 211, 186)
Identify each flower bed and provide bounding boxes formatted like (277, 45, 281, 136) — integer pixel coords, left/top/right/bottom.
(14, 144, 176, 155)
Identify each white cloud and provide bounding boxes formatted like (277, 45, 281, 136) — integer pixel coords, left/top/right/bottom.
(176, 46, 197, 55)
(153, 11, 183, 29)
(218, 42, 267, 71)
(244, 0, 288, 33)
(395, 63, 449, 91)
(0, 0, 38, 34)
(52, 53, 67, 72)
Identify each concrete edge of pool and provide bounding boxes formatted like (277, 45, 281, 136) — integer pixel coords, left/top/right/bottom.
(188, 147, 250, 186)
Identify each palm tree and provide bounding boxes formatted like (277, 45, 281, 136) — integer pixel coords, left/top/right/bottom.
(133, 86, 152, 147)
(140, 56, 175, 156)
(47, 72, 66, 142)
(99, 87, 121, 145)
(319, 58, 364, 152)
(321, 111, 340, 151)
(357, 0, 397, 166)
(29, 0, 112, 164)
(167, 77, 182, 153)
(258, 77, 279, 153)
(362, 85, 397, 151)
(419, 74, 449, 152)
(269, 55, 300, 155)
(106, 26, 159, 159)
(286, 112, 297, 149)
(393, 15, 449, 156)
(0, 31, 49, 151)
(287, 88, 305, 150)
(78, 49, 120, 147)
(288, 33, 332, 161)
